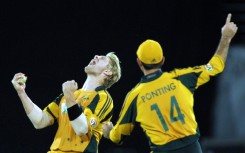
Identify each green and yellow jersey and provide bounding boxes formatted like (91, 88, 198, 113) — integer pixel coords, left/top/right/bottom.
(44, 86, 113, 153)
(109, 55, 224, 152)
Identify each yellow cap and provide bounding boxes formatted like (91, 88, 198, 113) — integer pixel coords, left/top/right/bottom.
(136, 39, 163, 64)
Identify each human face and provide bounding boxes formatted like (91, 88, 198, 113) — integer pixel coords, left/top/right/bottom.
(85, 55, 111, 75)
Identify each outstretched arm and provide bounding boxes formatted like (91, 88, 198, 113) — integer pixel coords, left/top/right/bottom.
(11, 73, 52, 129)
(215, 13, 238, 62)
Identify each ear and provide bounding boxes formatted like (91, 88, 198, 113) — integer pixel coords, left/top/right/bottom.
(137, 58, 143, 67)
(103, 69, 112, 77)
(161, 56, 165, 65)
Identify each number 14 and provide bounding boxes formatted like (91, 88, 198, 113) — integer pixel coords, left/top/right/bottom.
(151, 96, 185, 131)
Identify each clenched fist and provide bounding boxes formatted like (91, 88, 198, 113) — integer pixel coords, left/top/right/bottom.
(11, 73, 28, 94)
(102, 121, 114, 139)
(62, 80, 78, 106)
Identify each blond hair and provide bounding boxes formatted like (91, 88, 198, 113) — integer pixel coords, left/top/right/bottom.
(104, 52, 121, 89)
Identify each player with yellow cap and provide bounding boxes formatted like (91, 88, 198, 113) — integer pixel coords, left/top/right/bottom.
(136, 39, 164, 64)
(103, 13, 238, 153)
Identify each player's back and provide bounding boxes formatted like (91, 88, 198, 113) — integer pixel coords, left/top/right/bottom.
(135, 70, 200, 150)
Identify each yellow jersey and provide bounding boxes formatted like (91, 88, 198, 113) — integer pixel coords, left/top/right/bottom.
(109, 55, 224, 152)
(44, 86, 113, 153)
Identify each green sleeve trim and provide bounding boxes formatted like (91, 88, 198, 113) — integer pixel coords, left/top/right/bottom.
(88, 94, 99, 113)
(46, 106, 56, 119)
(100, 109, 113, 123)
(97, 91, 112, 119)
(53, 93, 63, 105)
(174, 72, 201, 93)
(83, 135, 98, 153)
(120, 95, 138, 124)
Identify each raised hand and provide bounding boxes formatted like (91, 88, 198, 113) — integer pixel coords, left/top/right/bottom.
(62, 80, 78, 106)
(222, 13, 238, 40)
(11, 73, 27, 94)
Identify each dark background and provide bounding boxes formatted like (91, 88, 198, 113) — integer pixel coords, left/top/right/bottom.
(0, 0, 243, 153)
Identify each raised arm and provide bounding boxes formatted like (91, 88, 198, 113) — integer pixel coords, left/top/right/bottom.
(62, 80, 88, 136)
(215, 13, 238, 62)
(11, 73, 52, 129)
(12, 73, 33, 113)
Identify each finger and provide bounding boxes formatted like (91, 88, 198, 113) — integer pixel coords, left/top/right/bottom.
(12, 75, 23, 84)
(63, 81, 70, 85)
(14, 73, 24, 79)
(12, 79, 21, 87)
(108, 122, 113, 128)
(235, 26, 238, 32)
(15, 72, 23, 76)
(226, 13, 232, 24)
(71, 80, 75, 84)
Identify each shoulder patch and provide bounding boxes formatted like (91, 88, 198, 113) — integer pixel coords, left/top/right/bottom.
(204, 63, 213, 71)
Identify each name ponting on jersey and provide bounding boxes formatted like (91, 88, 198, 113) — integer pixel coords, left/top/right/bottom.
(141, 83, 176, 102)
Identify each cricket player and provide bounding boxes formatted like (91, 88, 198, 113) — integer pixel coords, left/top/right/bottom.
(102, 14, 238, 153)
(12, 52, 121, 153)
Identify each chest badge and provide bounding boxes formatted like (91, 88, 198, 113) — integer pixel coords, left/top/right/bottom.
(90, 117, 98, 128)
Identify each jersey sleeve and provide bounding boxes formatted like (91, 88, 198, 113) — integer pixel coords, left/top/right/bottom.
(85, 91, 113, 130)
(43, 93, 63, 124)
(109, 90, 137, 144)
(171, 55, 225, 90)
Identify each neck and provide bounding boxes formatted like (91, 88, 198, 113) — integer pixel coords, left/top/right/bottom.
(82, 75, 103, 91)
(143, 68, 161, 76)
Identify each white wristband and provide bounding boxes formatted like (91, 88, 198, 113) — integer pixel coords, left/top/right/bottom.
(71, 113, 88, 135)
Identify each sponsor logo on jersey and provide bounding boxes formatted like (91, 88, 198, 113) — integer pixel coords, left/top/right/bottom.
(82, 95, 89, 100)
(204, 63, 213, 71)
(76, 95, 89, 103)
(90, 117, 97, 128)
